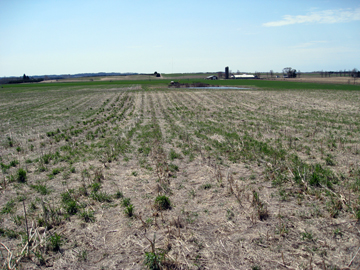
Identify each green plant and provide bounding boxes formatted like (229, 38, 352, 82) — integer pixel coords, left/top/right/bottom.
(144, 251, 164, 270)
(124, 204, 134, 217)
(226, 209, 235, 220)
(356, 208, 360, 221)
(91, 182, 101, 193)
(91, 191, 112, 202)
(49, 233, 62, 251)
(30, 184, 51, 195)
(61, 191, 79, 215)
(146, 218, 153, 225)
(202, 183, 212, 189)
(0, 162, 10, 173)
(64, 200, 79, 215)
(52, 168, 61, 175)
(0, 228, 19, 239)
(9, 160, 19, 167)
(122, 197, 131, 207)
(16, 168, 27, 183)
(61, 190, 73, 203)
(1, 199, 16, 214)
(38, 164, 46, 172)
(154, 195, 171, 210)
(8, 138, 13, 147)
(325, 155, 335, 166)
(144, 234, 165, 270)
(301, 230, 314, 241)
(35, 251, 46, 265)
(79, 210, 95, 223)
(17, 195, 26, 202)
(12, 215, 24, 226)
(333, 228, 343, 237)
(114, 190, 123, 199)
(252, 191, 269, 220)
(30, 201, 38, 211)
(78, 249, 88, 261)
(169, 149, 181, 160)
(41, 153, 52, 164)
(168, 163, 179, 172)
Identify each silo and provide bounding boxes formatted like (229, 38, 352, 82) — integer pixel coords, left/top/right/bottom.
(225, 66, 229, 79)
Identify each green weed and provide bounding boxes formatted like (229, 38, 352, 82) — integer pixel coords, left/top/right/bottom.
(169, 149, 181, 160)
(121, 197, 131, 207)
(154, 195, 171, 211)
(91, 191, 113, 203)
(301, 230, 314, 241)
(124, 204, 134, 217)
(79, 210, 95, 223)
(1, 199, 16, 214)
(49, 233, 62, 251)
(30, 184, 51, 195)
(16, 168, 27, 183)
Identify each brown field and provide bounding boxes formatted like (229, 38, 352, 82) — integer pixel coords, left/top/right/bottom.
(274, 76, 360, 85)
(1, 84, 360, 269)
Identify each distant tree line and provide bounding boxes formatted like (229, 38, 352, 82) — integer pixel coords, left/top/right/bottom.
(5, 74, 44, 84)
(320, 68, 359, 78)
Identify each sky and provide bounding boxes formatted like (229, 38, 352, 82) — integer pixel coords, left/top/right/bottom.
(0, 0, 359, 77)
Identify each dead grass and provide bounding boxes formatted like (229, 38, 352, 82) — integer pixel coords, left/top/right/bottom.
(0, 85, 360, 269)
(272, 76, 360, 85)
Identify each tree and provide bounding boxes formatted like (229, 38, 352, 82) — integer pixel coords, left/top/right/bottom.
(282, 67, 297, 78)
(351, 68, 359, 77)
(351, 68, 359, 84)
(23, 74, 30, 82)
(270, 70, 274, 78)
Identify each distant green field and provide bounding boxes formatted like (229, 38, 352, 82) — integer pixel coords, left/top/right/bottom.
(161, 73, 211, 78)
(2, 78, 360, 92)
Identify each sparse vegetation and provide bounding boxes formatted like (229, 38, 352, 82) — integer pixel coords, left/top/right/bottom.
(0, 81, 359, 269)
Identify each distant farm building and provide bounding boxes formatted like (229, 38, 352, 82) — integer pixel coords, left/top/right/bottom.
(205, 75, 218, 80)
(233, 74, 257, 79)
(225, 67, 229, 79)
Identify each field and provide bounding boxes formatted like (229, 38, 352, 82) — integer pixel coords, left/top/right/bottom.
(1, 80, 360, 269)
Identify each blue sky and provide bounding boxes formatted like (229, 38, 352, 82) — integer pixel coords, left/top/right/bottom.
(0, 0, 359, 76)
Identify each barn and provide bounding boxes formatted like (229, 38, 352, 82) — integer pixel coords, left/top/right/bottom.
(205, 75, 218, 80)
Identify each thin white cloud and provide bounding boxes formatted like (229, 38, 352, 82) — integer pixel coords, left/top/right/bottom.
(292, 40, 328, 48)
(263, 8, 360, 27)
